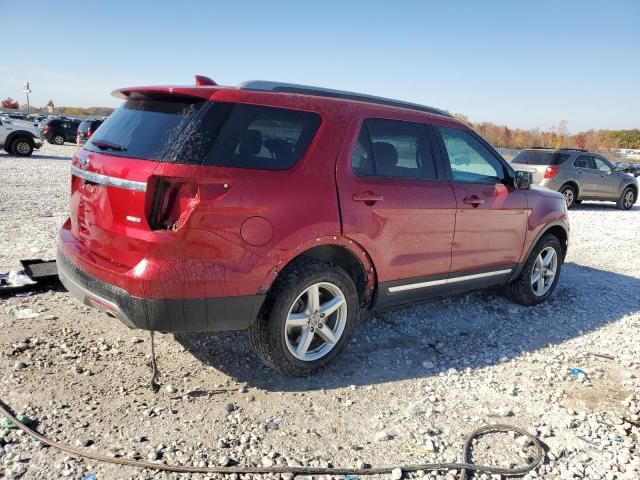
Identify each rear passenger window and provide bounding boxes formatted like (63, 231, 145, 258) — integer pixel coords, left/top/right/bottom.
(574, 155, 593, 169)
(350, 119, 437, 179)
(350, 126, 375, 176)
(196, 103, 321, 170)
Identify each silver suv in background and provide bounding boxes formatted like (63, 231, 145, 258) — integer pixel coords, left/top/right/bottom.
(511, 148, 638, 210)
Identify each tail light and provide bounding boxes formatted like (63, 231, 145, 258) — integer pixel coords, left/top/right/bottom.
(148, 178, 198, 230)
(544, 166, 559, 179)
(87, 129, 93, 138)
(42, 125, 50, 133)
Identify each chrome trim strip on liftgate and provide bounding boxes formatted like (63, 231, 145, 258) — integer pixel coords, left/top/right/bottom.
(388, 269, 513, 293)
(70, 165, 147, 192)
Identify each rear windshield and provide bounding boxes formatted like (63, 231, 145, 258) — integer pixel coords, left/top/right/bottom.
(84, 99, 203, 160)
(512, 151, 571, 165)
(85, 99, 321, 169)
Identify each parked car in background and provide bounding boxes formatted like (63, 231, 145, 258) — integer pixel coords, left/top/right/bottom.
(28, 114, 48, 124)
(39, 118, 80, 145)
(76, 119, 103, 146)
(615, 162, 640, 177)
(0, 117, 43, 156)
(511, 148, 638, 209)
(1, 112, 28, 121)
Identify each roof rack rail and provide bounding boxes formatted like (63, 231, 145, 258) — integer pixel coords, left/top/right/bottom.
(558, 147, 587, 152)
(530, 146, 553, 149)
(238, 80, 452, 117)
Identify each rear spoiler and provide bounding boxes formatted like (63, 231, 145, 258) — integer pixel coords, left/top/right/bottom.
(112, 85, 220, 101)
(112, 75, 221, 101)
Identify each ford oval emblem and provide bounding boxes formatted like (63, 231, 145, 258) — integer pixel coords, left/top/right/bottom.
(80, 156, 90, 168)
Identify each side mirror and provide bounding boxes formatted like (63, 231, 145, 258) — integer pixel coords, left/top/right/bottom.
(514, 170, 531, 190)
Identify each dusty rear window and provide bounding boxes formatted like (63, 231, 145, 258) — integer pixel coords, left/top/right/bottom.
(85, 99, 321, 170)
(84, 99, 204, 161)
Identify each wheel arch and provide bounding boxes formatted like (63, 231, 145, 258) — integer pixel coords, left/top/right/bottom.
(5, 131, 35, 147)
(624, 182, 638, 198)
(560, 180, 580, 198)
(259, 237, 377, 310)
(510, 220, 569, 281)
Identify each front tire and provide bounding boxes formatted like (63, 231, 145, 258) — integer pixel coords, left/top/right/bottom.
(52, 134, 64, 145)
(248, 259, 359, 376)
(560, 185, 577, 209)
(505, 233, 563, 306)
(11, 137, 34, 157)
(617, 187, 636, 210)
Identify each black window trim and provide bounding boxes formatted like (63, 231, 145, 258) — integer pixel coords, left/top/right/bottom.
(349, 117, 447, 182)
(433, 125, 515, 185)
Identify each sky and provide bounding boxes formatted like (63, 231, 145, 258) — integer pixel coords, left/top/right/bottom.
(1, 0, 638, 132)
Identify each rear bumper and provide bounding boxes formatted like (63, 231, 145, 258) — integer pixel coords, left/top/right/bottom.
(56, 246, 265, 332)
(33, 138, 43, 148)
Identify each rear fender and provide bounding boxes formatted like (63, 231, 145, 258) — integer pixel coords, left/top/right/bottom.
(258, 235, 377, 299)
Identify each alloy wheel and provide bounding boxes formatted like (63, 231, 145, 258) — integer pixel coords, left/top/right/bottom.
(530, 246, 558, 296)
(284, 282, 348, 362)
(16, 142, 30, 155)
(563, 189, 574, 208)
(624, 190, 634, 209)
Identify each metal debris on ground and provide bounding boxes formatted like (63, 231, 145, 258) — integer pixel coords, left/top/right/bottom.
(0, 259, 58, 295)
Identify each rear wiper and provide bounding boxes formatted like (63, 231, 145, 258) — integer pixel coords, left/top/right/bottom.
(91, 139, 127, 152)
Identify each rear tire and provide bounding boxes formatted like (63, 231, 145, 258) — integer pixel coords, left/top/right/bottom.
(248, 258, 359, 376)
(505, 233, 563, 306)
(560, 185, 576, 209)
(52, 134, 64, 145)
(617, 187, 636, 210)
(10, 137, 34, 157)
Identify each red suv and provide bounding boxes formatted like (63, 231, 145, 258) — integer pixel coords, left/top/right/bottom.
(57, 76, 569, 376)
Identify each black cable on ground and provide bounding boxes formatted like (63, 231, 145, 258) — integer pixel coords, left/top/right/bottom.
(0, 398, 544, 478)
(149, 330, 160, 393)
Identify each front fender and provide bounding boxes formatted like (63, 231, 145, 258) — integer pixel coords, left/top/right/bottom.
(510, 218, 569, 281)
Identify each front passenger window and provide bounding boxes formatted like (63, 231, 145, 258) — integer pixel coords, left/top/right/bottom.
(594, 157, 612, 173)
(438, 127, 504, 183)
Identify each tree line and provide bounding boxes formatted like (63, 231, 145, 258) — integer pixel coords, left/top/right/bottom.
(454, 114, 640, 151)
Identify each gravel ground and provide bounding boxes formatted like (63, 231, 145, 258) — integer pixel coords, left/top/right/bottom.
(1, 143, 639, 480)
